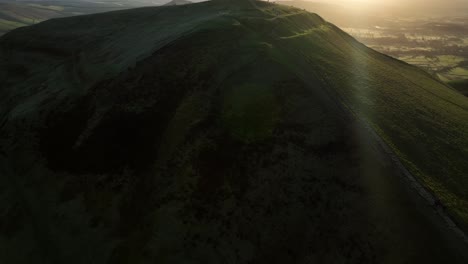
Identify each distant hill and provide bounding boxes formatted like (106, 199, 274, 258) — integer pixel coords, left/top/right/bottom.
(0, 0, 157, 36)
(164, 0, 192, 6)
(1, 1, 468, 263)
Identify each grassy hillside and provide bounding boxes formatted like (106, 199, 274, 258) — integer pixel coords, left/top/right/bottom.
(279, 0, 468, 88)
(1, 1, 468, 263)
(270, 0, 468, 229)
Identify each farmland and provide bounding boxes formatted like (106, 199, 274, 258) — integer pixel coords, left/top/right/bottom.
(344, 16, 468, 83)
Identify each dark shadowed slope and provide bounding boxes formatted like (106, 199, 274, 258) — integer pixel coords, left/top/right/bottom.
(1, 1, 468, 263)
(450, 79, 468, 96)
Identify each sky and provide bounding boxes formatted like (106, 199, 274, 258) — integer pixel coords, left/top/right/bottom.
(315, 0, 468, 8)
(306, 0, 468, 17)
(323, 0, 463, 3)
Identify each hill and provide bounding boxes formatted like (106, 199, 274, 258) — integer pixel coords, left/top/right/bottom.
(1, 0, 468, 263)
(164, 0, 192, 6)
(278, 0, 468, 85)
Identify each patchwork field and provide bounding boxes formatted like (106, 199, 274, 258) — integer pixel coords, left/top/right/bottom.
(343, 17, 468, 83)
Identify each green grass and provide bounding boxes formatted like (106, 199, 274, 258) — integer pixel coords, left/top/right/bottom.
(303, 32, 468, 228)
(235, 1, 468, 229)
(230, 8, 468, 227)
(1, 0, 467, 226)
(223, 83, 280, 142)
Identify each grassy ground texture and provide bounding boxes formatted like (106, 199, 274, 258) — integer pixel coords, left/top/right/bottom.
(1, 0, 468, 263)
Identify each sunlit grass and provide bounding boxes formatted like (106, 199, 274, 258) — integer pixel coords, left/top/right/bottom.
(265, 12, 468, 227)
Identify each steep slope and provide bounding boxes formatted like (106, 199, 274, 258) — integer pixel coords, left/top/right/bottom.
(450, 79, 468, 96)
(1, 1, 468, 263)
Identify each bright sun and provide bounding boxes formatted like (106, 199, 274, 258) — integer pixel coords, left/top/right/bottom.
(320, 0, 416, 10)
(323, 0, 400, 6)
